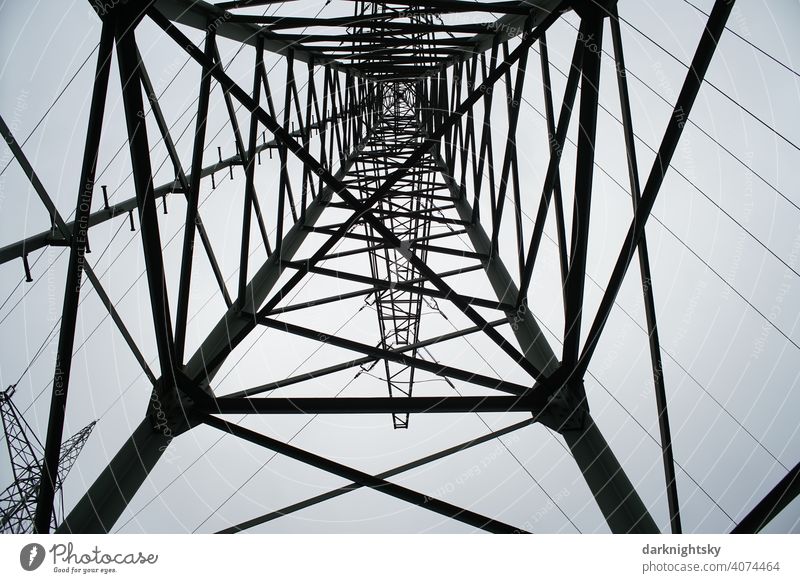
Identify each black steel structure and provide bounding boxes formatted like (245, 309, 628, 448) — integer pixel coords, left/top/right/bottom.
(1, 0, 797, 534)
(0, 386, 94, 533)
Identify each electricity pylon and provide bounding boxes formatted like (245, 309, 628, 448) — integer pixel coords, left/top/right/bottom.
(0, 0, 797, 535)
(0, 386, 95, 533)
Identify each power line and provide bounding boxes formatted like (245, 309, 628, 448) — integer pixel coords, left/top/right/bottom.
(682, 0, 800, 79)
(614, 11, 800, 153)
(533, 43, 800, 288)
(556, 18, 799, 213)
(0, 44, 99, 177)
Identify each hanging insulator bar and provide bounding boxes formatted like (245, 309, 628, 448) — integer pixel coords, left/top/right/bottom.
(22, 254, 33, 282)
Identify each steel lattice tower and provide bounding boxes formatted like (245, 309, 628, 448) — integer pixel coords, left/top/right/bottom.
(0, 0, 798, 535)
(0, 386, 95, 533)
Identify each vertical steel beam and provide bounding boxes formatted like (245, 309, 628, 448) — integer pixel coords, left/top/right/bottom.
(440, 160, 559, 377)
(115, 13, 177, 381)
(301, 57, 315, 220)
(517, 30, 584, 304)
(539, 33, 570, 289)
(562, 10, 603, 369)
(275, 48, 295, 258)
(175, 30, 216, 363)
(473, 43, 498, 228)
(236, 34, 264, 310)
(137, 48, 233, 310)
(33, 20, 114, 533)
(610, 5, 681, 533)
(491, 36, 528, 252)
(0, 118, 155, 387)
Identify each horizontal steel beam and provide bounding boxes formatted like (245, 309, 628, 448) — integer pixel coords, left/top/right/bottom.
(210, 395, 549, 414)
(152, 0, 565, 76)
(0, 114, 351, 266)
(281, 262, 514, 312)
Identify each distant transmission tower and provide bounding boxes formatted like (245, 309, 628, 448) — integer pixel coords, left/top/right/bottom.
(0, 386, 95, 533)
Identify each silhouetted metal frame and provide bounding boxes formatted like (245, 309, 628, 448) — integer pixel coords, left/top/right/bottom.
(12, 0, 784, 536)
(32, 18, 115, 533)
(608, 4, 681, 534)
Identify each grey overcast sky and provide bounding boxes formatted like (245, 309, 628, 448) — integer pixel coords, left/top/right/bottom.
(0, 0, 799, 533)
